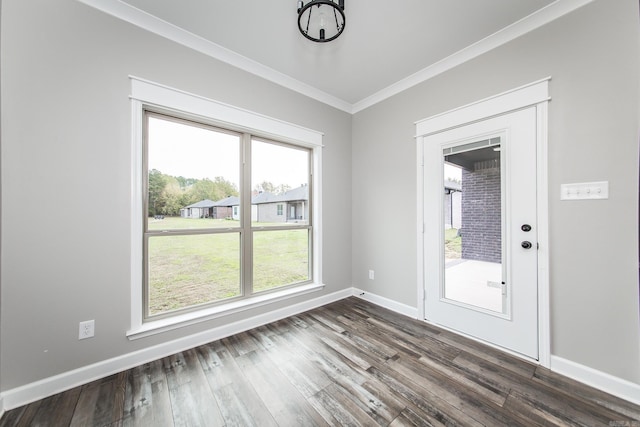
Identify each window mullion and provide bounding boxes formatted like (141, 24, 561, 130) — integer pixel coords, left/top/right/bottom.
(241, 133, 253, 297)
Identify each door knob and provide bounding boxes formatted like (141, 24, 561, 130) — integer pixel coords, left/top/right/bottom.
(521, 224, 532, 232)
(521, 241, 532, 249)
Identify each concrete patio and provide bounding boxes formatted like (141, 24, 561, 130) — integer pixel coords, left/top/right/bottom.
(444, 259, 504, 313)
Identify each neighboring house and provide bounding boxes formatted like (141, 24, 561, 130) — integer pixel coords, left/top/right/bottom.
(180, 185, 309, 224)
(181, 196, 240, 219)
(212, 196, 239, 220)
(180, 199, 216, 219)
(444, 180, 461, 230)
(278, 185, 309, 223)
(250, 190, 280, 222)
(252, 184, 309, 224)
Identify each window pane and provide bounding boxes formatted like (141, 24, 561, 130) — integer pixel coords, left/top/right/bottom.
(147, 115, 240, 230)
(251, 139, 309, 226)
(147, 233, 241, 316)
(443, 140, 505, 314)
(253, 229, 310, 292)
(142, 110, 317, 322)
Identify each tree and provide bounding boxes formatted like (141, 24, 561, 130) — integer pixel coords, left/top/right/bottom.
(254, 181, 292, 195)
(148, 169, 167, 216)
(255, 181, 276, 194)
(213, 176, 239, 197)
(175, 175, 197, 190)
(161, 177, 184, 216)
(148, 171, 239, 216)
(275, 184, 291, 195)
(190, 179, 223, 202)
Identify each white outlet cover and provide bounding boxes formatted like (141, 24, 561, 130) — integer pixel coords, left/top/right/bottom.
(79, 320, 95, 340)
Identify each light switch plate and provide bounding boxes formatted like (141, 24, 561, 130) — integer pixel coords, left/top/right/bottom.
(560, 181, 608, 200)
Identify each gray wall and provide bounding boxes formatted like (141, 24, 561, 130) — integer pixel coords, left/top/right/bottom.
(2, 0, 639, 395)
(352, 0, 640, 383)
(256, 203, 282, 223)
(0, 0, 352, 390)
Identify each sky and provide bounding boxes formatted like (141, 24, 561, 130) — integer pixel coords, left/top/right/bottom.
(444, 164, 462, 181)
(148, 115, 459, 188)
(147, 116, 309, 189)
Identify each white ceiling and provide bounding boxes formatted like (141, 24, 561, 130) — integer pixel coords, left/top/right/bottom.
(82, 0, 591, 112)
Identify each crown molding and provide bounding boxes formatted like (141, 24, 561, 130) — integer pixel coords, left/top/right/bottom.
(78, 0, 594, 115)
(352, 0, 595, 113)
(76, 0, 353, 113)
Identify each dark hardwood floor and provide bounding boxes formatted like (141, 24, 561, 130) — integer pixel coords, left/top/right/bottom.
(2, 297, 639, 426)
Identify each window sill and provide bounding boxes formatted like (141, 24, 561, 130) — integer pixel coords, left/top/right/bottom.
(126, 283, 324, 340)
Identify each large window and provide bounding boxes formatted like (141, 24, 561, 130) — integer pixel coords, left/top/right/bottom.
(129, 77, 323, 337)
(143, 112, 313, 320)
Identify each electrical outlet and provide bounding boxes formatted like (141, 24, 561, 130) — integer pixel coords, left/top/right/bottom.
(79, 320, 95, 340)
(368, 270, 375, 280)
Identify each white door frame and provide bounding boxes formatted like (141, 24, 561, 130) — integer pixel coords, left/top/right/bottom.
(415, 78, 551, 367)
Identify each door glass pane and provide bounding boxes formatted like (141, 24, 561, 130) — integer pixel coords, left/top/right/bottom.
(146, 115, 241, 230)
(443, 137, 505, 313)
(251, 138, 310, 226)
(253, 229, 310, 292)
(147, 233, 241, 316)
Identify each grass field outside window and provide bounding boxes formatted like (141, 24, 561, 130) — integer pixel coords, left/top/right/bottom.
(147, 217, 309, 315)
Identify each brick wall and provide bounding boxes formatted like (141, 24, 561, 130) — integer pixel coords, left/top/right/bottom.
(461, 159, 502, 263)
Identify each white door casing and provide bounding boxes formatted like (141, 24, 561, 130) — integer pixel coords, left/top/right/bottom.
(415, 78, 550, 365)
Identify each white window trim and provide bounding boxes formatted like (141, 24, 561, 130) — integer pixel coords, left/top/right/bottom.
(128, 76, 324, 339)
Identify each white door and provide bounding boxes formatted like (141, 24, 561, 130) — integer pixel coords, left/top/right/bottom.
(423, 107, 538, 359)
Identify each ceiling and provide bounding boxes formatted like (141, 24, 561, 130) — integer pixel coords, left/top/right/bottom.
(81, 0, 589, 112)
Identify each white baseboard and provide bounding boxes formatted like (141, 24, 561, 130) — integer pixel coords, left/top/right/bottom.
(550, 355, 640, 406)
(3, 288, 638, 412)
(0, 287, 352, 412)
(351, 288, 640, 407)
(352, 288, 419, 318)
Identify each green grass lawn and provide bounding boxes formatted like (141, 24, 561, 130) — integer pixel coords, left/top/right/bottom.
(445, 228, 462, 259)
(147, 217, 309, 315)
(148, 216, 239, 230)
(253, 229, 309, 292)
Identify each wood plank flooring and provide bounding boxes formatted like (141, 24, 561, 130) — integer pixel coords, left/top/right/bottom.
(2, 297, 639, 426)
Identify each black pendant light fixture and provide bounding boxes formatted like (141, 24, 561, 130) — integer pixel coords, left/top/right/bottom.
(297, 0, 345, 43)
